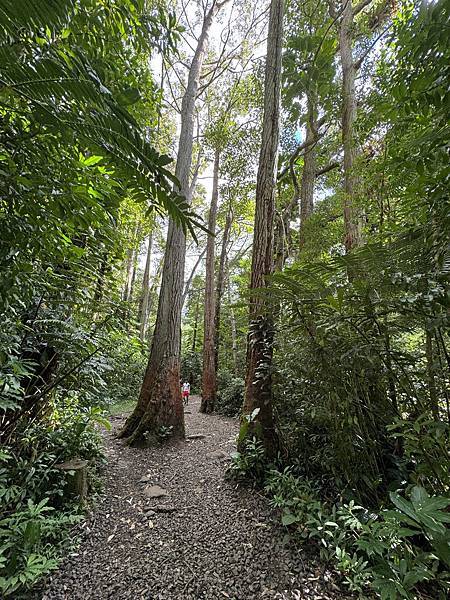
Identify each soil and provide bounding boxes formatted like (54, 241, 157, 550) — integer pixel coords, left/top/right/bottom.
(40, 396, 341, 599)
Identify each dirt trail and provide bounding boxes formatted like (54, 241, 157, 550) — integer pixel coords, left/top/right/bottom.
(41, 396, 338, 599)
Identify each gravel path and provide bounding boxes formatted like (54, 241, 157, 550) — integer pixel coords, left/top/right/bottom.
(41, 396, 340, 599)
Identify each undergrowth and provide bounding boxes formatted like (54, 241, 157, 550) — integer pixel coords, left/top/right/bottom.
(0, 397, 108, 596)
(230, 432, 450, 600)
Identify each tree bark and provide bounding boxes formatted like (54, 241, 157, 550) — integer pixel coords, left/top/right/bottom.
(239, 0, 284, 459)
(129, 242, 139, 304)
(339, 0, 363, 252)
(120, 1, 224, 445)
(201, 148, 220, 413)
(138, 232, 153, 342)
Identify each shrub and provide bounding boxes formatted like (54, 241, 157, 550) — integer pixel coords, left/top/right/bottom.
(100, 333, 147, 409)
(229, 437, 266, 482)
(216, 371, 244, 416)
(0, 398, 106, 596)
(265, 469, 450, 599)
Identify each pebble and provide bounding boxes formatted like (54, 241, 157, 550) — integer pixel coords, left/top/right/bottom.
(37, 397, 343, 600)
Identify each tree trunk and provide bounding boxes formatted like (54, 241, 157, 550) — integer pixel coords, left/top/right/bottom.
(191, 290, 200, 353)
(339, 0, 363, 253)
(138, 232, 153, 342)
(425, 329, 439, 419)
(145, 257, 162, 345)
(129, 244, 138, 304)
(201, 148, 220, 413)
(123, 223, 139, 302)
(239, 0, 284, 459)
(214, 199, 233, 373)
(119, 2, 223, 444)
(227, 273, 239, 376)
(125, 227, 140, 327)
(182, 247, 207, 306)
(299, 95, 317, 247)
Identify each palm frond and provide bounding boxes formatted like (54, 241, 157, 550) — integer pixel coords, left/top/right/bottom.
(0, 0, 74, 39)
(0, 1, 197, 228)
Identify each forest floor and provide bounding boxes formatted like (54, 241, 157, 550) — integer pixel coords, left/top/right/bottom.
(40, 396, 342, 600)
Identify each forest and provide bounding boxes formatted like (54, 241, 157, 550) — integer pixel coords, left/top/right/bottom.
(0, 0, 449, 598)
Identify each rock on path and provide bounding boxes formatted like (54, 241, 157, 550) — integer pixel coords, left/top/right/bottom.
(40, 396, 340, 600)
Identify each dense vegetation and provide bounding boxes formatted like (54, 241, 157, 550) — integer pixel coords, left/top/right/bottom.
(0, 0, 448, 598)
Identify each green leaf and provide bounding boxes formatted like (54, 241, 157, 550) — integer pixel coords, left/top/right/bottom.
(410, 485, 428, 507)
(389, 492, 419, 523)
(82, 155, 103, 167)
(281, 512, 298, 526)
(117, 87, 141, 106)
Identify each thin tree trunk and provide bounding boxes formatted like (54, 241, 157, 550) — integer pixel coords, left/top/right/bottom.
(201, 148, 220, 413)
(214, 198, 233, 373)
(138, 232, 153, 342)
(425, 330, 439, 419)
(339, 0, 363, 253)
(125, 226, 141, 327)
(145, 258, 163, 346)
(123, 223, 139, 302)
(299, 95, 317, 247)
(191, 290, 200, 353)
(182, 248, 207, 306)
(274, 212, 288, 270)
(239, 0, 284, 459)
(227, 272, 238, 376)
(129, 244, 139, 305)
(120, 1, 225, 445)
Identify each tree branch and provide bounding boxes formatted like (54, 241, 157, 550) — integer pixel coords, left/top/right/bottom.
(354, 24, 392, 70)
(182, 248, 207, 305)
(352, 0, 374, 17)
(315, 161, 340, 177)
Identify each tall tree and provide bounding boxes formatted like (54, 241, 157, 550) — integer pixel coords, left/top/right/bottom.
(200, 148, 220, 413)
(214, 199, 233, 371)
(120, 0, 228, 445)
(238, 0, 284, 458)
(299, 94, 318, 243)
(122, 222, 139, 303)
(281, 0, 340, 253)
(200, 71, 264, 413)
(339, 0, 363, 251)
(332, 0, 381, 252)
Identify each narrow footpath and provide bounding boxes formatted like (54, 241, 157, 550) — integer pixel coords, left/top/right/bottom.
(42, 397, 339, 600)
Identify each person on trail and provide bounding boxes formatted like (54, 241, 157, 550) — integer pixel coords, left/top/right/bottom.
(182, 381, 190, 405)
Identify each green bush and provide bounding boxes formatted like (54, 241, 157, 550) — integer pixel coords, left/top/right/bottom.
(0, 495, 81, 595)
(0, 398, 107, 596)
(265, 469, 450, 599)
(216, 371, 244, 416)
(229, 437, 266, 482)
(101, 333, 147, 408)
